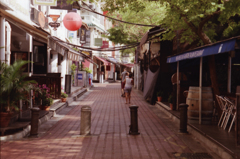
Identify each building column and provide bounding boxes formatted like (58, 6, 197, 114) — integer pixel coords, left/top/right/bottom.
(0, 16, 5, 63)
(29, 35, 33, 75)
(61, 53, 67, 90)
(50, 51, 58, 73)
(5, 22, 11, 65)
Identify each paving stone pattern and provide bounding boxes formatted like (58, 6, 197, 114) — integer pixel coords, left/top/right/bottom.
(0, 83, 220, 159)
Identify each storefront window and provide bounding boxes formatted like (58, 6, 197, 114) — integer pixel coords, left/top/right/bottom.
(33, 42, 47, 74)
(11, 52, 28, 72)
(106, 65, 110, 71)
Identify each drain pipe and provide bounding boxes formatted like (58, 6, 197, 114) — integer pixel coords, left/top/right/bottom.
(5, 21, 11, 65)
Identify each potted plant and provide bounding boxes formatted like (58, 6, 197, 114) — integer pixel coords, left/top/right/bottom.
(37, 84, 53, 111)
(41, 97, 53, 111)
(156, 90, 163, 102)
(0, 61, 36, 127)
(168, 94, 174, 110)
(61, 92, 68, 102)
(71, 64, 77, 86)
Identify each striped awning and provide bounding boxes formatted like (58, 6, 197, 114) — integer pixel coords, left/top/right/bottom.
(94, 56, 110, 65)
(49, 36, 83, 62)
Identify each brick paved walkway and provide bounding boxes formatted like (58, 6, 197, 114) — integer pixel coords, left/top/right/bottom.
(0, 83, 220, 159)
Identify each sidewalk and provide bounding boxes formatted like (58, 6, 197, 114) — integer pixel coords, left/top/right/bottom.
(0, 85, 89, 141)
(0, 82, 221, 159)
(156, 101, 240, 159)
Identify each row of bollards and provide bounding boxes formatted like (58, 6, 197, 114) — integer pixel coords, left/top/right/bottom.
(128, 104, 189, 134)
(29, 103, 189, 137)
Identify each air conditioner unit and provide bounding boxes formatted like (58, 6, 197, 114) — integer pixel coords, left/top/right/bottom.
(89, 4, 95, 10)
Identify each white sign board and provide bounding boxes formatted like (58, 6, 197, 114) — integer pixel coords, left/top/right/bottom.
(33, 0, 57, 6)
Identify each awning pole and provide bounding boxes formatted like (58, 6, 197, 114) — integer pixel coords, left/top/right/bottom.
(177, 61, 179, 110)
(227, 55, 232, 93)
(137, 64, 139, 90)
(199, 57, 203, 124)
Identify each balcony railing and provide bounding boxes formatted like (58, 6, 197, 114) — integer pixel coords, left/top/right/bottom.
(81, 15, 104, 31)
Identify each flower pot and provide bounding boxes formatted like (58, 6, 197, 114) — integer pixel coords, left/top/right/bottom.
(0, 112, 12, 128)
(61, 98, 67, 102)
(157, 96, 162, 102)
(170, 103, 173, 110)
(39, 106, 50, 111)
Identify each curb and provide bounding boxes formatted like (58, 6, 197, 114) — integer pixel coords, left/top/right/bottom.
(0, 86, 92, 141)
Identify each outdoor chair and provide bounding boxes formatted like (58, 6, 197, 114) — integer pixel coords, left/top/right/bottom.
(223, 97, 237, 132)
(222, 97, 235, 131)
(215, 95, 227, 127)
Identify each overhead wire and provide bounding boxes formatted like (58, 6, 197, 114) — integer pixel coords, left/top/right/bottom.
(65, 41, 139, 52)
(51, 2, 164, 53)
(51, 36, 139, 52)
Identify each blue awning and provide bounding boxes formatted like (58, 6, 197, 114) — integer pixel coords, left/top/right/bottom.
(167, 39, 236, 63)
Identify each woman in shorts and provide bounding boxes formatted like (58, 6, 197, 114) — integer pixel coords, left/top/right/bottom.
(123, 73, 134, 104)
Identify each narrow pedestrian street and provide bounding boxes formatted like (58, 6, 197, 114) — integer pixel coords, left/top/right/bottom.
(0, 83, 220, 159)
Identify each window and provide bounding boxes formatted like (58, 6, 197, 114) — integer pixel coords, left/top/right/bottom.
(106, 65, 110, 71)
(11, 52, 28, 72)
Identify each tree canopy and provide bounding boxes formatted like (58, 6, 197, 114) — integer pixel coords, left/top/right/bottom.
(102, 2, 166, 45)
(86, 0, 240, 46)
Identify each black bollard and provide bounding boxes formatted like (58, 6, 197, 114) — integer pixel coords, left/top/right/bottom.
(30, 107, 40, 136)
(80, 106, 91, 135)
(129, 105, 140, 135)
(179, 103, 189, 133)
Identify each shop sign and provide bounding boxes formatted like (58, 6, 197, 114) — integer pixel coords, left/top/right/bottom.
(30, 8, 46, 29)
(79, 28, 86, 44)
(94, 38, 103, 46)
(101, 41, 109, 48)
(49, 22, 60, 30)
(38, 11, 46, 28)
(78, 73, 83, 80)
(68, 31, 76, 38)
(85, 30, 91, 46)
(33, 0, 57, 6)
(50, 0, 72, 10)
(82, 51, 92, 57)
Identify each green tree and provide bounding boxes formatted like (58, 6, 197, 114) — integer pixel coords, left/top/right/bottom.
(102, 2, 166, 44)
(67, 0, 240, 98)
(90, 0, 240, 97)
(0, 61, 36, 112)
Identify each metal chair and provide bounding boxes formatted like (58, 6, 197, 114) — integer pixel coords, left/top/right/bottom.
(227, 99, 236, 132)
(222, 97, 235, 130)
(215, 95, 227, 127)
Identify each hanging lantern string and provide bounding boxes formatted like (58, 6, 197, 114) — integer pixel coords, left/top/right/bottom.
(80, 1, 158, 27)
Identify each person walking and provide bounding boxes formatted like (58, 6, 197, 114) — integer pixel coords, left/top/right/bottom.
(121, 68, 127, 97)
(123, 73, 134, 104)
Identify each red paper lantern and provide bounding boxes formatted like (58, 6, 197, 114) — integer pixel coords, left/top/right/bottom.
(63, 12, 82, 31)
